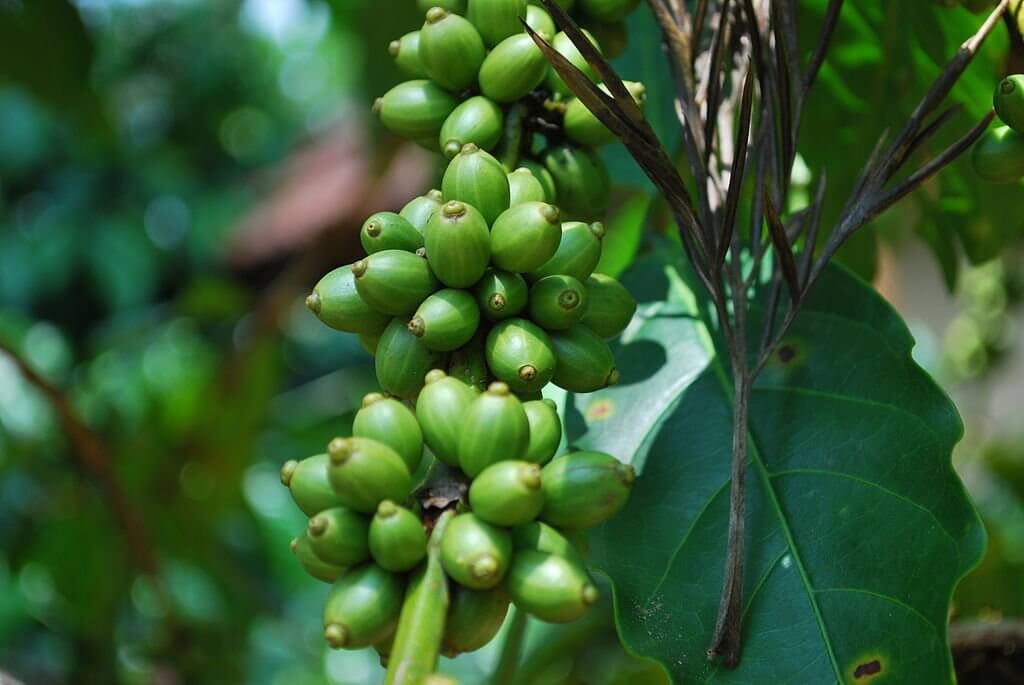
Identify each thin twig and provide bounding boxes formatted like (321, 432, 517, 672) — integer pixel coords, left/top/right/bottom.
(762, 191, 801, 301)
(0, 339, 171, 612)
(703, 0, 734, 169)
(871, 0, 1009, 189)
(897, 103, 964, 170)
(692, 0, 710, 69)
(716, 64, 755, 267)
(800, 173, 827, 284)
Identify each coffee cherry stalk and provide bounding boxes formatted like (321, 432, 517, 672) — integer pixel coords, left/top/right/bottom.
(284, 1, 646, 682)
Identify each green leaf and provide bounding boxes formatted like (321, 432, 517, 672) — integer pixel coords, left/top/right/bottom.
(0, 0, 107, 133)
(567, 251, 986, 683)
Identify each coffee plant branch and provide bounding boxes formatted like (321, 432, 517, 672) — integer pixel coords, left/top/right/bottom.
(530, 0, 1010, 669)
(0, 339, 173, 618)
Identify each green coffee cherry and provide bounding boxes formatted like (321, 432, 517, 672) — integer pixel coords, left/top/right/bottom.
(972, 125, 1024, 183)
(323, 564, 405, 649)
(543, 145, 611, 218)
(424, 201, 492, 287)
(446, 329, 490, 390)
(389, 31, 426, 78)
(522, 398, 562, 465)
(506, 550, 598, 623)
(358, 329, 383, 356)
(458, 382, 531, 476)
(485, 318, 557, 393)
(519, 160, 556, 203)
(352, 249, 440, 315)
(375, 80, 458, 140)
(307, 265, 391, 335)
(549, 324, 618, 392)
(511, 520, 584, 565)
(409, 288, 481, 351)
(369, 500, 428, 571)
(443, 587, 510, 656)
(581, 273, 636, 338)
(416, 370, 477, 465)
(479, 33, 550, 103)
(400, 189, 444, 232)
(544, 30, 602, 97)
(281, 453, 344, 517)
(440, 96, 504, 159)
(563, 81, 646, 147)
(466, 0, 528, 47)
(469, 460, 545, 526)
(490, 202, 563, 273)
(475, 268, 529, 321)
(995, 75, 1024, 133)
(442, 143, 511, 225)
(541, 451, 634, 529)
(420, 8, 486, 91)
(353, 393, 424, 472)
(327, 437, 414, 514)
(585, 18, 628, 59)
(308, 507, 372, 567)
(383, 512, 451, 683)
(508, 168, 548, 205)
(528, 274, 588, 331)
(525, 4, 556, 37)
(440, 512, 513, 589)
(528, 220, 604, 282)
(376, 318, 448, 399)
(579, 0, 639, 22)
(360, 211, 424, 254)
(291, 531, 345, 583)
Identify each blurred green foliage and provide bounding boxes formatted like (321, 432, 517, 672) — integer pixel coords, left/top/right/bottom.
(1, 0, 1023, 683)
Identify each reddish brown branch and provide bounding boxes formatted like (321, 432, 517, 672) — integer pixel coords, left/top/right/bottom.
(0, 339, 170, 611)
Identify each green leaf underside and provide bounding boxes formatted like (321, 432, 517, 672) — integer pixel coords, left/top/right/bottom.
(568, 252, 986, 684)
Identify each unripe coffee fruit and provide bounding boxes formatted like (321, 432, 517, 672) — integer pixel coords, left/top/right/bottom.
(307, 507, 372, 567)
(409, 288, 481, 351)
(327, 437, 414, 514)
(541, 451, 634, 529)
(469, 460, 545, 526)
(369, 500, 428, 571)
(360, 211, 423, 255)
(440, 512, 513, 589)
(323, 564, 405, 648)
(375, 80, 457, 140)
(485, 318, 557, 393)
(416, 370, 477, 466)
(308, 265, 391, 335)
(375, 318, 447, 399)
(353, 393, 424, 472)
(458, 382, 530, 476)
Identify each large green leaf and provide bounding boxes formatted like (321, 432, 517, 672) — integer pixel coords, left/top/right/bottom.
(567, 252, 986, 683)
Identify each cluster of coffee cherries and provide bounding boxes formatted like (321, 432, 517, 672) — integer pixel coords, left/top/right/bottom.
(305, 141, 637, 401)
(281, 377, 634, 658)
(973, 74, 1024, 183)
(379, 0, 645, 219)
(280, 1, 645, 676)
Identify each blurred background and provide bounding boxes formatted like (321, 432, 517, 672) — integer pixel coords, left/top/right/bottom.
(1, 1, 1022, 683)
